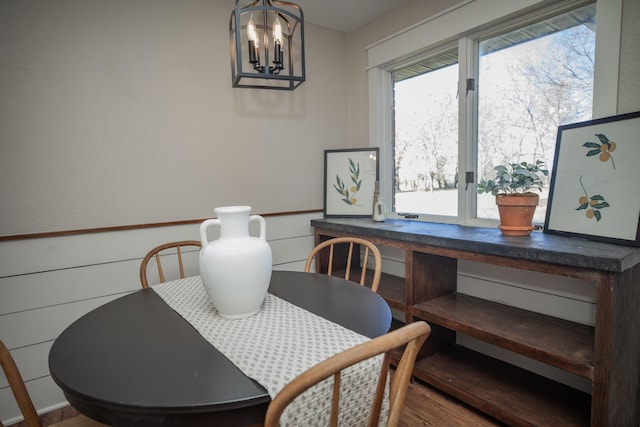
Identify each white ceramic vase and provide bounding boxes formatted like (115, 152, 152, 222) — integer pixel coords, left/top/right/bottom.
(199, 206, 272, 319)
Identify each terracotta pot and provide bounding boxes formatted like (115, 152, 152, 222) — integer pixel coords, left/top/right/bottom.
(495, 194, 539, 236)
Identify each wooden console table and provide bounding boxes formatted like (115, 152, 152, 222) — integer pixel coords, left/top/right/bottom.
(311, 218, 640, 427)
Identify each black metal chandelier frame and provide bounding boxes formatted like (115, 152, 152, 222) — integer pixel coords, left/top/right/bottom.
(230, 0, 305, 90)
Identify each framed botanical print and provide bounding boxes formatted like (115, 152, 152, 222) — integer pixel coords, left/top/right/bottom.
(324, 148, 379, 217)
(544, 111, 640, 246)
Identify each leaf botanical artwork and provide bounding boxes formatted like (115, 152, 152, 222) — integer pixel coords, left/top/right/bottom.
(324, 148, 379, 218)
(333, 158, 362, 205)
(582, 133, 617, 169)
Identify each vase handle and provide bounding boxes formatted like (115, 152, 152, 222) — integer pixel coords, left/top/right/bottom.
(249, 215, 266, 240)
(199, 218, 221, 249)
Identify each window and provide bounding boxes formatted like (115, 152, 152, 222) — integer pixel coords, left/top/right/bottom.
(389, 2, 596, 224)
(393, 49, 459, 216)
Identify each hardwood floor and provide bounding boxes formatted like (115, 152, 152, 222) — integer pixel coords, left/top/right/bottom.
(46, 416, 107, 427)
(399, 378, 504, 427)
(28, 378, 502, 427)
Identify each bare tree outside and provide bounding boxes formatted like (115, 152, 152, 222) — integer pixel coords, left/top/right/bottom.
(477, 19, 596, 221)
(393, 4, 596, 221)
(394, 63, 458, 215)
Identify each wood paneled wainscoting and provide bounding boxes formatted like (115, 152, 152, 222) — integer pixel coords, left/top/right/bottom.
(311, 217, 640, 427)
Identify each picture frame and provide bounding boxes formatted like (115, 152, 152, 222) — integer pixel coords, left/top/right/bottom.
(544, 111, 640, 247)
(324, 148, 379, 217)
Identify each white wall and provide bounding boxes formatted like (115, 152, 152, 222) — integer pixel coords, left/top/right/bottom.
(0, 211, 321, 425)
(618, 0, 640, 113)
(0, 0, 348, 236)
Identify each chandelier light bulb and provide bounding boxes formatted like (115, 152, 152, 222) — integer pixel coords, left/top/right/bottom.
(247, 15, 258, 45)
(273, 17, 282, 44)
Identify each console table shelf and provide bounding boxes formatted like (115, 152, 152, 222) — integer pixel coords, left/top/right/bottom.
(311, 218, 640, 426)
(417, 345, 592, 427)
(414, 293, 594, 379)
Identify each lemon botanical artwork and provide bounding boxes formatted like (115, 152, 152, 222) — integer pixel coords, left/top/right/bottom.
(576, 175, 610, 222)
(545, 111, 640, 247)
(582, 133, 617, 169)
(324, 148, 379, 217)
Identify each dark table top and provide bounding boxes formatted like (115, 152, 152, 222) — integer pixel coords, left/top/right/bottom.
(49, 271, 391, 427)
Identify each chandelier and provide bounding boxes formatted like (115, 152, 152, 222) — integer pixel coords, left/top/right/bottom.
(230, 0, 305, 90)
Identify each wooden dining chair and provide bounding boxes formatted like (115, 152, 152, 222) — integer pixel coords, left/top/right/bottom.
(304, 237, 382, 292)
(263, 321, 431, 427)
(139, 240, 201, 288)
(0, 340, 42, 427)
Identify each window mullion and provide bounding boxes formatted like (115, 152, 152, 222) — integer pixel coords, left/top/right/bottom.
(458, 36, 480, 225)
(368, 67, 394, 212)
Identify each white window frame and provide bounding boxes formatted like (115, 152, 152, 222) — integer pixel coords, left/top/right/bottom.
(367, 0, 621, 226)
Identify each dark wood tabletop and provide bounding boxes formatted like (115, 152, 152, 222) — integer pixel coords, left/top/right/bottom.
(48, 270, 392, 427)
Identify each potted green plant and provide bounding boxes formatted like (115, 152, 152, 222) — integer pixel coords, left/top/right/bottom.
(477, 160, 549, 236)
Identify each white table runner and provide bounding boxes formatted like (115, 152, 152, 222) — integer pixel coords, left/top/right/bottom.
(152, 276, 388, 426)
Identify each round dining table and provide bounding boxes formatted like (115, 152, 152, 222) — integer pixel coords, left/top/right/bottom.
(49, 270, 392, 426)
